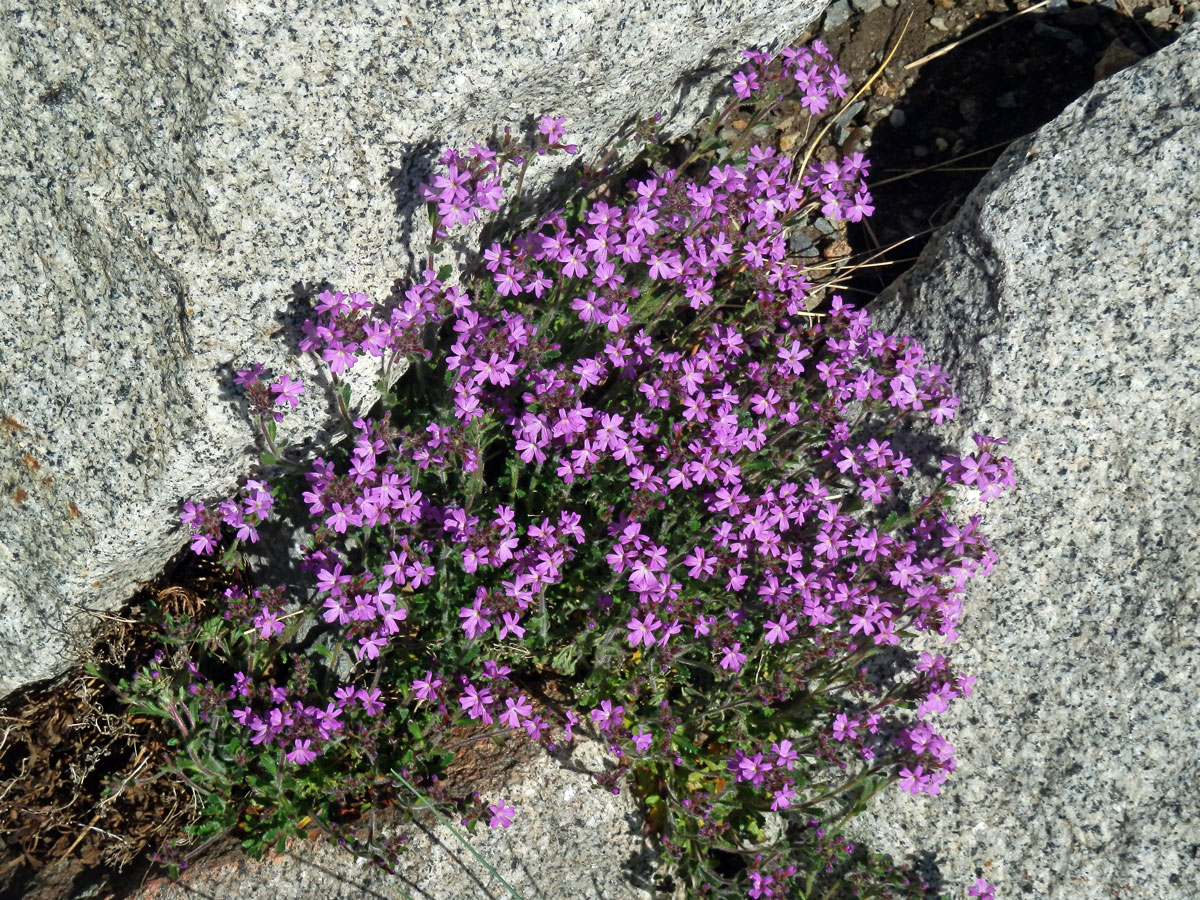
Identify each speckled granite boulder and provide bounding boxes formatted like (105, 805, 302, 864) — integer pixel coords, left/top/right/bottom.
(119, 736, 655, 900)
(847, 24, 1200, 900)
(0, 0, 832, 696)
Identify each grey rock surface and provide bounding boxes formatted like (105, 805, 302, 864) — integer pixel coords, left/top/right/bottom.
(823, 0, 852, 30)
(0, 0, 832, 697)
(122, 737, 656, 900)
(848, 24, 1200, 900)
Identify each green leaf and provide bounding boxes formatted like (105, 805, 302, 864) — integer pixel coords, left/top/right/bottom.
(695, 134, 729, 155)
(878, 509, 904, 532)
(550, 642, 579, 676)
(312, 642, 334, 663)
(437, 264, 453, 282)
(745, 817, 766, 842)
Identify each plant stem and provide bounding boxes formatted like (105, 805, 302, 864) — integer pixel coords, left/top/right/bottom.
(390, 771, 528, 900)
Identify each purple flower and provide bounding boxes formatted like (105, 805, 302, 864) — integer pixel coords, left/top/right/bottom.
(626, 612, 661, 647)
(590, 700, 624, 732)
(488, 801, 515, 828)
(499, 695, 532, 729)
(285, 738, 318, 765)
(357, 687, 385, 716)
(316, 562, 351, 595)
(771, 784, 795, 811)
(897, 765, 928, 795)
(771, 739, 799, 770)
(732, 751, 772, 785)
(764, 614, 798, 645)
(412, 671, 442, 701)
(459, 684, 494, 723)
(459, 596, 492, 640)
(719, 643, 746, 673)
(243, 484, 272, 519)
(538, 114, 566, 143)
(270, 374, 305, 408)
(252, 606, 285, 640)
(190, 532, 217, 555)
(832, 713, 860, 742)
(498, 611, 525, 640)
(357, 631, 387, 661)
(732, 69, 759, 98)
(180, 501, 206, 527)
(234, 363, 265, 387)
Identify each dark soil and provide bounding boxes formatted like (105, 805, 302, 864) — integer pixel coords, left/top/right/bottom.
(804, 0, 1184, 300)
(1, 1, 1189, 897)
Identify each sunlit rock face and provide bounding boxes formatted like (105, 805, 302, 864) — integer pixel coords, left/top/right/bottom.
(849, 24, 1200, 900)
(0, 0, 831, 696)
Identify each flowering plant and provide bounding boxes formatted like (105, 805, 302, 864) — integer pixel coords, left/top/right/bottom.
(105, 42, 1009, 900)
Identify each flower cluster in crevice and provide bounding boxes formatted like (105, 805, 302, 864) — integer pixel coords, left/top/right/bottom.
(111, 42, 1010, 900)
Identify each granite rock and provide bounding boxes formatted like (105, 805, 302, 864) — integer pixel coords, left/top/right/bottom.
(0, 0, 832, 697)
(847, 24, 1200, 900)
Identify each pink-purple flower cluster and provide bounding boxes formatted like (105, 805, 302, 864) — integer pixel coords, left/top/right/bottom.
(419, 115, 578, 237)
(165, 41, 1012, 897)
(232, 363, 307, 423)
(180, 477, 274, 555)
(731, 42, 849, 114)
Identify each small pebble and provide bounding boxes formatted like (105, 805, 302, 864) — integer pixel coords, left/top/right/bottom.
(835, 100, 865, 127)
(912, 144, 929, 158)
(814, 217, 837, 237)
(822, 239, 852, 260)
(789, 231, 815, 253)
(824, 0, 852, 29)
(934, 137, 949, 152)
(850, 0, 884, 12)
(1144, 6, 1171, 27)
(889, 108, 906, 128)
(929, 16, 948, 30)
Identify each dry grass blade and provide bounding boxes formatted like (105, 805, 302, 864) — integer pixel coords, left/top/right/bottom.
(793, 9, 916, 181)
(62, 813, 104, 858)
(903, 0, 1053, 71)
(1113, 0, 1163, 50)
